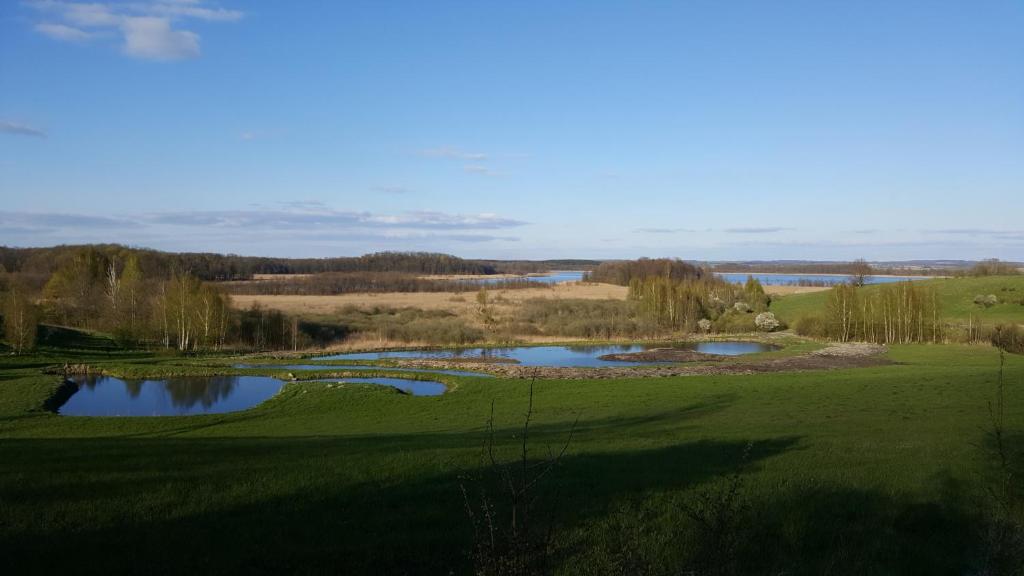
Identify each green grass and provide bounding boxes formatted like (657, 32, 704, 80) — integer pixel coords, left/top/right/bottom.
(0, 343, 1022, 574)
(771, 275, 1024, 326)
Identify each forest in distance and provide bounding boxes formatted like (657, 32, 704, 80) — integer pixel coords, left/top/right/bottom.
(1, 244, 1021, 354)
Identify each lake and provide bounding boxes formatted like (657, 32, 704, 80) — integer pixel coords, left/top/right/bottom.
(713, 272, 926, 286)
(319, 341, 777, 368)
(467, 270, 585, 285)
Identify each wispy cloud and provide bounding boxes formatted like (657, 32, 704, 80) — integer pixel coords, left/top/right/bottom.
(371, 185, 411, 194)
(34, 22, 93, 41)
(724, 227, 792, 234)
(0, 207, 526, 252)
(0, 120, 47, 138)
(463, 164, 501, 177)
(634, 227, 695, 234)
(27, 1, 242, 61)
(419, 146, 487, 160)
(1, 208, 526, 232)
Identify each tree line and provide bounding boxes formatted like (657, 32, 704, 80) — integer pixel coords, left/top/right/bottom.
(0, 245, 512, 281)
(223, 272, 542, 296)
(816, 282, 943, 344)
(584, 258, 705, 286)
(627, 273, 775, 333)
(0, 246, 344, 353)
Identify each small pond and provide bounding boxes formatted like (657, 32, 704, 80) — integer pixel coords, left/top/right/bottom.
(318, 342, 778, 368)
(314, 377, 446, 396)
(60, 375, 285, 416)
(235, 364, 492, 378)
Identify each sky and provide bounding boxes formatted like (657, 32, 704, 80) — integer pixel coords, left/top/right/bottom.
(1, 0, 1022, 261)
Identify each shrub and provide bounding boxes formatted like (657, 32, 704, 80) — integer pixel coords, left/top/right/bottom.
(713, 311, 754, 333)
(794, 315, 828, 338)
(733, 302, 751, 313)
(697, 318, 712, 333)
(991, 324, 1024, 354)
(975, 294, 1000, 308)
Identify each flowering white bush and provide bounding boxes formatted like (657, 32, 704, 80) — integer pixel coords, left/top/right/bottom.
(733, 302, 750, 313)
(754, 312, 780, 332)
(698, 318, 712, 333)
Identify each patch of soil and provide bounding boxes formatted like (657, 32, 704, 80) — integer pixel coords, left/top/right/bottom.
(597, 348, 721, 363)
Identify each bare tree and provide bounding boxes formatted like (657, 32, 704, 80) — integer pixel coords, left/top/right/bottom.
(4, 285, 37, 353)
(460, 375, 578, 576)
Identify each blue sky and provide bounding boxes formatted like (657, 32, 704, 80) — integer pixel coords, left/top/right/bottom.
(1, 0, 1022, 260)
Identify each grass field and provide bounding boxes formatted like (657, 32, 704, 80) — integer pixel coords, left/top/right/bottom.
(1, 340, 1022, 574)
(770, 275, 1024, 327)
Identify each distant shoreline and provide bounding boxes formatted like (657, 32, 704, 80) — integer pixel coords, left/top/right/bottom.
(712, 271, 944, 279)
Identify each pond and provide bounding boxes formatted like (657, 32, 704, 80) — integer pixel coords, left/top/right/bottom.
(713, 272, 926, 286)
(313, 377, 446, 396)
(318, 341, 778, 368)
(234, 364, 492, 378)
(60, 375, 285, 416)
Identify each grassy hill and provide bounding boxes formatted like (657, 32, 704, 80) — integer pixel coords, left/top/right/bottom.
(0, 343, 1022, 573)
(770, 275, 1024, 326)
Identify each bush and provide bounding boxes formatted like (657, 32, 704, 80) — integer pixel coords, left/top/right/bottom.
(515, 298, 654, 338)
(794, 315, 828, 338)
(991, 324, 1024, 354)
(975, 294, 1000, 308)
(713, 311, 754, 333)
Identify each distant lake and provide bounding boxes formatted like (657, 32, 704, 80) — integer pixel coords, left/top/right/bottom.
(713, 273, 926, 286)
(466, 270, 585, 285)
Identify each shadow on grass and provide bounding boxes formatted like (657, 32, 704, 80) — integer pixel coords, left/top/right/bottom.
(0, 408, 1001, 576)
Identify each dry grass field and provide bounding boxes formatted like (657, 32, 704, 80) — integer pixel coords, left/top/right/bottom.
(229, 282, 630, 318)
(229, 280, 821, 319)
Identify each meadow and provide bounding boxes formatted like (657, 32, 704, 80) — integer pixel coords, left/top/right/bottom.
(1, 339, 1021, 574)
(771, 276, 1024, 327)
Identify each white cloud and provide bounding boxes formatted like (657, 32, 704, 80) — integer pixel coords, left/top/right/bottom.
(120, 16, 199, 60)
(27, 1, 241, 61)
(0, 120, 47, 138)
(34, 22, 93, 42)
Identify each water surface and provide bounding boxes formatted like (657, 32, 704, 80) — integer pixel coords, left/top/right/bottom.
(61, 375, 284, 416)
(320, 341, 777, 367)
(235, 364, 492, 378)
(465, 270, 585, 285)
(714, 272, 925, 286)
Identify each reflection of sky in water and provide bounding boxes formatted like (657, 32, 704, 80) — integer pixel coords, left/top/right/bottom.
(63, 375, 284, 416)
(318, 342, 778, 367)
(234, 364, 492, 378)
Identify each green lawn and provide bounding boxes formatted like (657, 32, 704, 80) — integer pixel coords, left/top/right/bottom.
(771, 275, 1024, 326)
(0, 343, 1022, 574)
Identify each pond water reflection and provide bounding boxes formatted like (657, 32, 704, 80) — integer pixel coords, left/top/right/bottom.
(61, 375, 285, 416)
